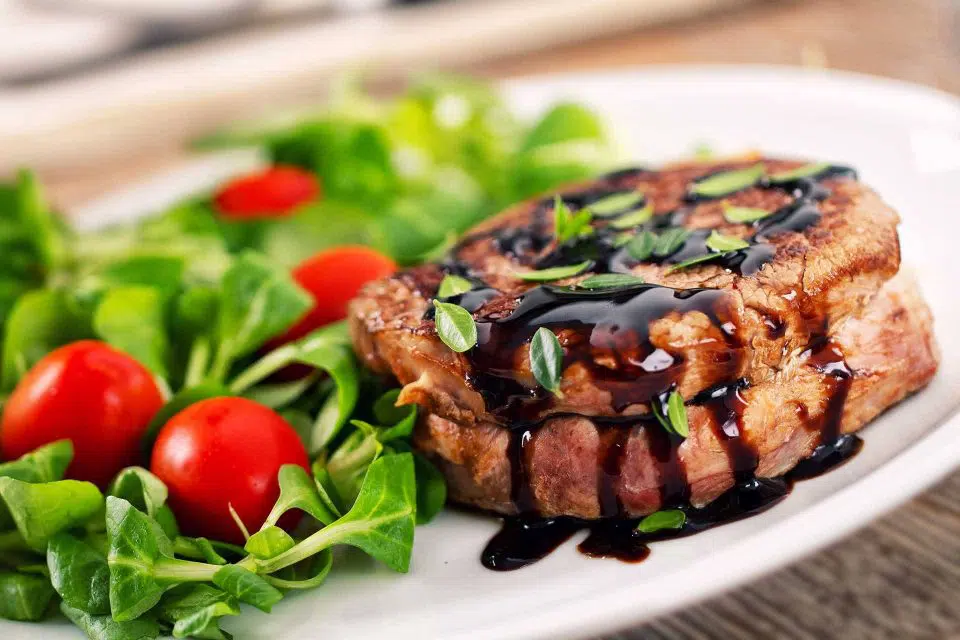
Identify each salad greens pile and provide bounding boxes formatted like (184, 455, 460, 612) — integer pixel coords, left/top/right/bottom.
(0, 73, 615, 639)
(193, 74, 616, 266)
(1, 439, 418, 638)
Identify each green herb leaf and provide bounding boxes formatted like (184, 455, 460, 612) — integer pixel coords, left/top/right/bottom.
(688, 163, 764, 199)
(653, 228, 691, 257)
(158, 584, 240, 640)
(436, 274, 473, 298)
(92, 286, 170, 378)
(529, 328, 564, 396)
(47, 532, 111, 614)
(651, 391, 688, 438)
(106, 497, 174, 621)
(637, 509, 687, 533)
(609, 202, 654, 229)
(325, 421, 384, 507)
(311, 464, 345, 519)
(722, 203, 772, 223)
(667, 391, 690, 437)
(260, 549, 333, 591)
(61, 601, 160, 640)
(588, 191, 644, 217)
(0, 571, 56, 621)
(106, 497, 218, 622)
(108, 467, 169, 520)
(0, 477, 104, 552)
(626, 230, 658, 261)
(95, 255, 187, 298)
(705, 230, 750, 252)
(212, 251, 312, 379)
(693, 142, 714, 160)
(262, 464, 336, 529)
(244, 526, 296, 561)
(244, 372, 320, 409)
(212, 565, 283, 613)
(767, 161, 830, 183)
(553, 195, 594, 244)
(577, 274, 646, 290)
(431, 300, 477, 353)
(665, 253, 724, 273)
(172, 537, 228, 566)
(412, 451, 447, 525)
(373, 392, 418, 443)
(512, 103, 612, 201)
(0, 440, 73, 483)
(1, 289, 86, 392)
(293, 333, 359, 451)
(514, 261, 591, 282)
(255, 454, 416, 575)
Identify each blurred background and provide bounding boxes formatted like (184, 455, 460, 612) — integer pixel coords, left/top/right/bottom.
(1, 0, 957, 206)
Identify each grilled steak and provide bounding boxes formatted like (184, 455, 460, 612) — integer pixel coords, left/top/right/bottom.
(349, 156, 938, 519)
(413, 272, 938, 517)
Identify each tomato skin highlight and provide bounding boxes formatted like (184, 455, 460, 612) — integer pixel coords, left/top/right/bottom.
(214, 166, 319, 220)
(275, 245, 397, 345)
(150, 397, 310, 544)
(0, 341, 164, 488)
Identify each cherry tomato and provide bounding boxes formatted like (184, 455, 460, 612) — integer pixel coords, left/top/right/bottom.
(214, 165, 319, 220)
(274, 246, 397, 345)
(150, 397, 309, 544)
(0, 341, 164, 488)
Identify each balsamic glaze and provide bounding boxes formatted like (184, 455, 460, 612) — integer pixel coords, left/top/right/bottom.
(767, 164, 857, 200)
(467, 283, 735, 419)
(482, 516, 582, 571)
(695, 380, 758, 482)
(804, 338, 854, 446)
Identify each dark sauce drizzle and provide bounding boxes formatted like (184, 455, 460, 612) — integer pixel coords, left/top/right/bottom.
(430, 162, 863, 571)
(467, 283, 735, 421)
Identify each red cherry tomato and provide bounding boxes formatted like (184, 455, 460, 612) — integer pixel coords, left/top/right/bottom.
(274, 246, 397, 345)
(150, 397, 309, 544)
(0, 341, 164, 488)
(214, 165, 319, 220)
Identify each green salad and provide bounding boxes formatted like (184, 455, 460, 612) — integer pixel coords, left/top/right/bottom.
(0, 74, 615, 639)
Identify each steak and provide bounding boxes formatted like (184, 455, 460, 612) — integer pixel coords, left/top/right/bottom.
(349, 156, 938, 518)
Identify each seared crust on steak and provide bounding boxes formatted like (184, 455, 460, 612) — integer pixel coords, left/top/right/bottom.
(350, 157, 901, 428)
(413, 272, 939, 517)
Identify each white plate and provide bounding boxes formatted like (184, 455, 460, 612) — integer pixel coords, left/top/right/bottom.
(6, 66, 960, 640)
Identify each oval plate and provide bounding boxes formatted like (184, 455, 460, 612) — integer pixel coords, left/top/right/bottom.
(6, 66, 960, 640)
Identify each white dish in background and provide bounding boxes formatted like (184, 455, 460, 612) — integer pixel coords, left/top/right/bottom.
(6, 66, 960, 640)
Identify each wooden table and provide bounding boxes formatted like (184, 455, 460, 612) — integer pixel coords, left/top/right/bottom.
(38, 0, 960, 637)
